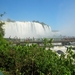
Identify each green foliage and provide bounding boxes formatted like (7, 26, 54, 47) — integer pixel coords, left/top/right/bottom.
(0, 15, 75, 75)
(32, 20, 47, 25)
(6, 18, 15, 22)
(0, 12, 6, 38)
(0, 21, 4, 38)
(0, 38, 75, 75)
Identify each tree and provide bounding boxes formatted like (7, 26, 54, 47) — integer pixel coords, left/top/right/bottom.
(0, 21, 4, 38)
(0, 13, 6, 38)
(6, 18, 15, 22)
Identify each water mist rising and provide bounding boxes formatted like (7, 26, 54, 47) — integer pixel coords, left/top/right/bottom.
(3, 21, 56, 38)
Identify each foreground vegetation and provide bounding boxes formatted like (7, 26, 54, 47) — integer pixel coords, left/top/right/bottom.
(0, 14, 75, 75)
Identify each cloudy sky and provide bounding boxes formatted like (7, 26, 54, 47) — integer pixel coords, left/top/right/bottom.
(0, 0, 75, 36)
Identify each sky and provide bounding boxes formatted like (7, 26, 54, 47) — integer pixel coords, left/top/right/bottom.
(0, 0, 75, 36)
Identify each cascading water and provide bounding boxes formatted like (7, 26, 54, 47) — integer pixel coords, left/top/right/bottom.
(2, 21, 58, 38)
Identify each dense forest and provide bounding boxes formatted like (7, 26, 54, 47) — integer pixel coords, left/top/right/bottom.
(0, 14, 75, 75)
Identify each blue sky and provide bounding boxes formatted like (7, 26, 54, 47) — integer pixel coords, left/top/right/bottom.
(0, 0, 75, 35)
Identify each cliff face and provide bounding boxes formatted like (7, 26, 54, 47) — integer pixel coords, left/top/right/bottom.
(3, 21, 53, 38)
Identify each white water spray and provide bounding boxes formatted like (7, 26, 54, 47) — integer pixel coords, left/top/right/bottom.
(3, 21, 59, 38)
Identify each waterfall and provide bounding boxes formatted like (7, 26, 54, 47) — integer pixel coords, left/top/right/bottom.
(2, 21, 58, 38)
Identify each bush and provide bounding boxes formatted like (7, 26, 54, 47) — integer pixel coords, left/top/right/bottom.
(0, 16, 75, 75)
(0, 39, 75, 75)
